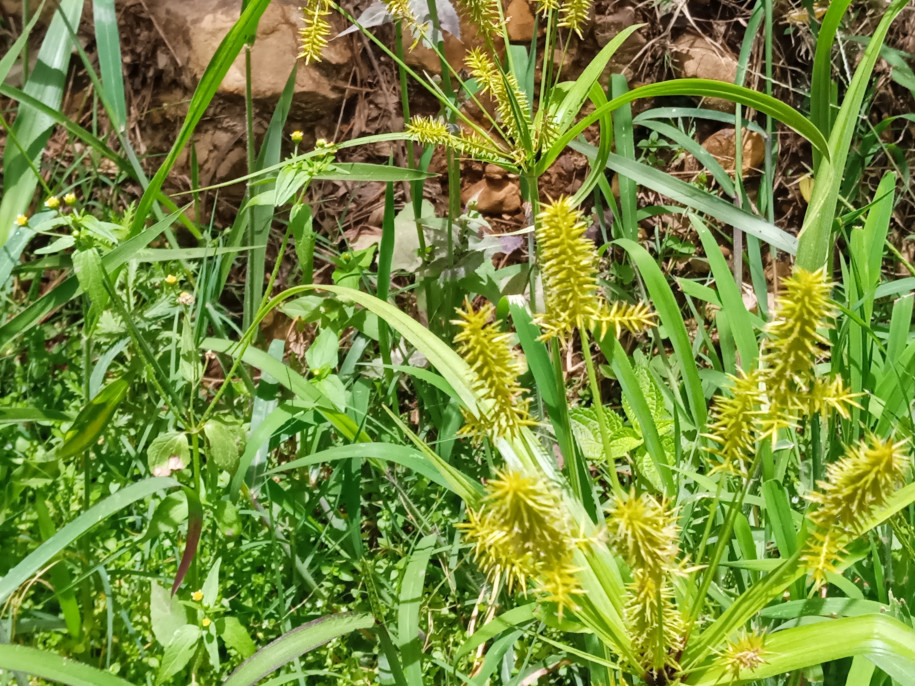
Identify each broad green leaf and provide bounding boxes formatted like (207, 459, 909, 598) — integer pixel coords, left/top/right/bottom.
(306, 328, 340, 371)
(218, 616, 257, 658)
(204, 420, 241, 474)
(150, 581, 192, 647)
(0, 478, 179, 604)
(0, 645, 133, 686)
(147, 432, 190, 478)
(399, 535, 436, 686)
(57, 378, 129, 460)
(202, 558, 221, 606)
(156, 624, 200, 685)
(223, 613, 375, 686)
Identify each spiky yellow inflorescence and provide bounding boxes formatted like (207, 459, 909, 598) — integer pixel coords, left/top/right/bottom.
(535, 197, 605, 340)
(458, 469, 583, 617)
(405, 116, 504, 162)
(606, 490, 684, 674)
(558, 0, 593, 36)
(705, 370, 765, 477)
(704, 269, 861, 477)
(603, 301, 657, 338)
(465, 49, 532, 148)
(456, 0, 501, 39)
(721, 631, 767, 679)
(453, 299, 536, 441)
(802, 435, 909, 587)
(298, 0, 333, 64)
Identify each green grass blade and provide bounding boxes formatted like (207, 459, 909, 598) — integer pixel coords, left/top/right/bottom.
(573, 144, 798, 253)
(398, 535, 436, 685)
(0, 477, 179, 604)
(687, 615, 915, 684)
(0, 0, 84, 247)
(91, 0, 127, 131)
(223, 614, 375, 686)
(129, 0, 272, 237)
(810, 0, 854, 141)
(614, 238, 707, 428)
(0, 3, 43, 87)
(542, 78, 828, 174)
(0, 645, 133, 686)
(796, 0, 908, 270)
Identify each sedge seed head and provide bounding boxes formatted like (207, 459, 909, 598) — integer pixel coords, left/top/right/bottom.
(802, 435, 909, 586)
(458, 469, 582, 616)
(452, 299, 535, 440)
(456, 0, 501, 38)
(406, 116, 454, 147)
(605, 489, 679, 577)
(535, 197, 605, 341)
(558, 0, 593, 36)
(298, 0, 333, 65)
(602, 301, 656, 337)
(625, 570, 684, 673)
(722, 630, 767, 678)
(704, 370, 765, 477)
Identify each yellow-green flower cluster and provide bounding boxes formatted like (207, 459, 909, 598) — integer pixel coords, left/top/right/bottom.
(606, 489, 684, 675)
(452, 299, 536, 441)
(705, 268, 859, 477)
(298, 0, 333, 64)
(405, 116, 503, 162)
(456, 0, 501, 39)
(536, 197, 655, 342)
(721, 630, 767, 679)
(802, 435, 909, 586)
(466, 49, 533, 149)
(459, 469, 582, 616)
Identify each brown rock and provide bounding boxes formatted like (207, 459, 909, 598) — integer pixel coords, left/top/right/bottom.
(462, 177, 522, 214)
(591, 8, 646, 73)
(672, 32, 739, 111)
(701, 128, 766, 176)
(506, 0, 536, 42)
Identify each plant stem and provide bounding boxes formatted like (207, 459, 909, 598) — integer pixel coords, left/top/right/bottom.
(581, 328, 624, 500)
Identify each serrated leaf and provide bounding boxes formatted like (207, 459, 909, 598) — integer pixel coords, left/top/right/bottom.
(148, 432, 189, 477)
(569, 406, 636, 460)
(218, 616, 256, 658)
(150, 582, 191, 647)
(156, 624, 200, 685)
(204, 420, 240, 474)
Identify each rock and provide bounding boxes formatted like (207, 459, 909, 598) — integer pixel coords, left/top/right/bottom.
(506, 0, 535, 42)
(147, 0, 351, 108)
(701, 128, 766, 176)
(591, 8, 646, 73)
(462, 175, 522, 214)
(672, 32, 739, 111)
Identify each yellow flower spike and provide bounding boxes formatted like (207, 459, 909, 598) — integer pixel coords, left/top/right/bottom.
(535, 197, 604, 341)
(406, 116, 453, 147)
(603, 301, 656, 337)
(802, 435, 909, 586)
(298, 0, 333, 64)
(456, 0, 501, 38)
(559, 0, 593, 36)
(452, 299, 535, 440)
(605, 489, 679, 575)
(704, 370, 765, 477)
(721, 630, 767, 679)
(16, 214, 29, 227)
(464, 49, 532, 146)
(458, 469, 583, 616)
(192, 590, 203, 602)
(45, 196, 61, 209)
(625, 571, 684, 674)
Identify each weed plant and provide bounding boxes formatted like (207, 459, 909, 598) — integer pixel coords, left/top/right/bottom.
(1, 0, 915, 684)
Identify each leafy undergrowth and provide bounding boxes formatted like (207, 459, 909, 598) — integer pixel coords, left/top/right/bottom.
(1, 1, 915, 685)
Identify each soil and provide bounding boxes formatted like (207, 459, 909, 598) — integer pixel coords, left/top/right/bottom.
(2, 0, 915, 297)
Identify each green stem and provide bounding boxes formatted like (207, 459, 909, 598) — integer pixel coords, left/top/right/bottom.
(580, 328, 624, 500)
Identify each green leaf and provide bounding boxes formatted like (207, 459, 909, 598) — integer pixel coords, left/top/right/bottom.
(150, 581, 192, 647)
(312, 162, 433, 182)
(399, 535, 436, 686)
(92, 0, 127, 130)
(57, 378, 129, 460)
(156, 624, 200, 685)
(0, 645, 133, 686)
(306, 328, 339, 371)
(218, 617, 257, 659)
(215, 500, 241, 538)
(204, 420, 241, 474)
(147, 432, 190, 478)
(146, 492, 189, 539)
(0, 478, 179, 604)
(201, 558, 221, 606)
(223, 614, 375, 686)
(0, 407, 73, 424)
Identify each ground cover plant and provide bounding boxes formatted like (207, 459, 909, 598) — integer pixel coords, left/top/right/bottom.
(1, 0, 915, 684)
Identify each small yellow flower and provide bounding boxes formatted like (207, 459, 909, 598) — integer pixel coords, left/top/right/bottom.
(192, 590, 204, 602)
(177, 291, 195, 306)
(45, 196, 61, 209)
(201, 617, 211, 628)
(722, 630, 767, 678)
(291, 130, 304, 143)
(164, 274, 178, 286)
(16, 214, 29, 227)
(64, 192, 77, 205)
